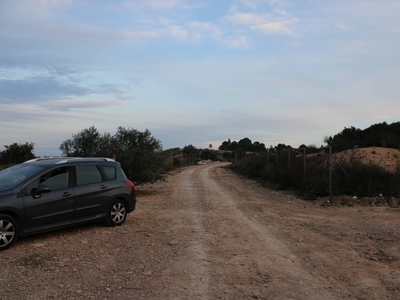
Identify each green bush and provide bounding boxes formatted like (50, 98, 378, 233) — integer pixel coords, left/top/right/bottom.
(200, 149, 218, 161)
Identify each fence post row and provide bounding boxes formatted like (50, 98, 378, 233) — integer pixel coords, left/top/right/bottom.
(231, 147, 340, 197)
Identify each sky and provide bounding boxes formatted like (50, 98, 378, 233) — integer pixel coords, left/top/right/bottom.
(1, 0, 400, 156)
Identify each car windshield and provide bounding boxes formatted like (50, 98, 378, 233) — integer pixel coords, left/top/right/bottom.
(0, 164, 44, 191)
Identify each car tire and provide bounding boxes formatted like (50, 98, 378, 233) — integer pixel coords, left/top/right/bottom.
(0, 214, 19, 251)
(106, 199, 127, 227)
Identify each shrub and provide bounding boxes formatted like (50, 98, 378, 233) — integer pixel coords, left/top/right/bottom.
(230, 152, 400, 199)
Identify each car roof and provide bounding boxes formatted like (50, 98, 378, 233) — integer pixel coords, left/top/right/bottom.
(23, 157, 116, 167)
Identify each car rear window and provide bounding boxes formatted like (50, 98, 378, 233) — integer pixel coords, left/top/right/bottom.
(101, 166, 117, 180)
(76, 165, 103, 186)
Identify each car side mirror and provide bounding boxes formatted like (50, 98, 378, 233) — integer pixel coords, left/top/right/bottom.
(33, 184, 51, 198)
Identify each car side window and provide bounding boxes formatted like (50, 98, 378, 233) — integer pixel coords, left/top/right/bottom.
(24, 167, 69, 196)
(76, 165, 103, 186)
(101, 166, 116, 180)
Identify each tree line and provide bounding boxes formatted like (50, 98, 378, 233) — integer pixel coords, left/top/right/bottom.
(59, 126, 165, 183)
(0, 126, 218, 182)
(2, 121, 400, 185)
(0, 127, 166, 183)
(0, 142, 36, 165)
(222, 121, 400, 199)
(218, 121, 400, 156)
(218, 137, 321, 158)
(324, 121, 400, 152)
(219, 137, 267, 152)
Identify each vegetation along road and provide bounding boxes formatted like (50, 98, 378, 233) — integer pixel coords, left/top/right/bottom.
(1, 162, 399, 299)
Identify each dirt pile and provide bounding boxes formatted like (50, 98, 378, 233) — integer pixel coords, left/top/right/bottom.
(333, 147, 400, 173)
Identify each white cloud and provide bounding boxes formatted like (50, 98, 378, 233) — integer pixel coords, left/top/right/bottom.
(225, 11, 297, 35)
(227, 12, 257, 24)
(146, 0, 187, 9)
(122, 0, 189, 11)
(187, 21, 215, 43)
(118, 29, 160, 41)
(252, 20, 294, 34)
(237, 0, 290, 10)
(219, 35, 250, 48)
(5, 0, 72, 18)
(168, 25, 188, 40)
(46, 99, 125, 110)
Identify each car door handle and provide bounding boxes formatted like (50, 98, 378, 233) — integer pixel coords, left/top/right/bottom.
(62, 192, 72, 197)
(99, 185, 108, 190)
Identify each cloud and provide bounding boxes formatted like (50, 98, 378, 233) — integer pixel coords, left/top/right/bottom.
(0, 67, 130, 106)
(46, 99, 125, 110)
(187, 21, 219, 43)
(167, 25, 188, 40)
(251, 20, 295, 34)
(3, 0, 73, 18)
(0, 77, 90, 103)
(218, 35, 250, 48)
(225, 11, 297, 35)
(163, 20, 250, 48)
(145, 0, 188, 9)
(122, 0, 190, 11)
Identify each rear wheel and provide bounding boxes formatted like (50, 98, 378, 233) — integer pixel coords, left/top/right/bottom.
(106, 199, 127, 226)
(0, 214, 19, 251)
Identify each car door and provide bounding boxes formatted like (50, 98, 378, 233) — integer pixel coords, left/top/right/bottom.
(22, 166, 74, 231)
(73, 164, 110, 221)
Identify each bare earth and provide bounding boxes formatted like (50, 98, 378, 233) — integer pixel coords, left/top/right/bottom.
(333, 147, 400, 173)
(1, 162, 400, 299)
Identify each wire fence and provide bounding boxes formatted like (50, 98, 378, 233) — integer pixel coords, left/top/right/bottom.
(230, 146, 399, 199)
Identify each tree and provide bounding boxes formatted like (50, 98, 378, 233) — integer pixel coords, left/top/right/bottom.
(182, 144, 196, 154)
(219, 138, 232, 150)
(112, 127, 163, 183)
(253, 141, 266, 153)
(324, 122, 400, 152)
(59, 126, 163, 183)
(238, 137, 253, 151)
(0, 142, 35, 164)
(219, 138, 266, 153)
(200, 149, 218, 161)
(182, 144, 198, 165)
(275, 143, 291, 151)
(59, 126, 110, 157)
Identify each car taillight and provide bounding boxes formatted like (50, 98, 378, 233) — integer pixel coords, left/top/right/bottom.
(124, 180, 137, 195)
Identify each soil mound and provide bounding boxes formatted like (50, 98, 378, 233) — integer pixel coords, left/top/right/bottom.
(333, 147, 400, 173)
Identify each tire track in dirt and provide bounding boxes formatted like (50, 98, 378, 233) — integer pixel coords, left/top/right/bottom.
(194, 163, 339, 299)
(160, 162, 400, 299)
(162, 165, 212, 299)
(161, 162, 338, 299)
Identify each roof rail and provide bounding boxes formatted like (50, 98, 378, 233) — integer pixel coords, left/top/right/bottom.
(24, 157, 115, 164)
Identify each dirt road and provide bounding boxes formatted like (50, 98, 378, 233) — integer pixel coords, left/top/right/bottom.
(1, 162, 400, 299)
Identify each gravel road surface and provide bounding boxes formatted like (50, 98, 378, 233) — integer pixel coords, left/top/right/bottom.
(1, 162, 399, 299)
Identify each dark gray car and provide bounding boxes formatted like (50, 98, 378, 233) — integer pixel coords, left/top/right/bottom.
(0, 157, 136, 250)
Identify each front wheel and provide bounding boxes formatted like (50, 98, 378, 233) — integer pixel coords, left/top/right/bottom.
(106, 199, 127, 226)
(0, 214, 19, 251)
